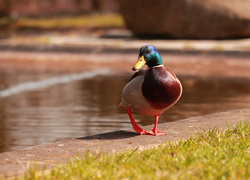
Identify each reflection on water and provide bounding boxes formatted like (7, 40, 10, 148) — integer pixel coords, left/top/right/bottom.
(0, 69, 250, 152)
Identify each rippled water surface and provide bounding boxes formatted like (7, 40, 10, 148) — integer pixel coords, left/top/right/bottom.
(0, 68, 250, 152)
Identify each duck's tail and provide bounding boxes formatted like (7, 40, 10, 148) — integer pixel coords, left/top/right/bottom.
(119, 101, 125, 107)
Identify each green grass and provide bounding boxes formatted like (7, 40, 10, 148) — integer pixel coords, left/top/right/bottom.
(0, 16, 12, 26)
(212, 45, 224, 51)
(13, 14, 125, 29)
(19, 122, 249, 180)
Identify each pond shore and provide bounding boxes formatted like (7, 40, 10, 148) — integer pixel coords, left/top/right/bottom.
(0, 109, 249, 177)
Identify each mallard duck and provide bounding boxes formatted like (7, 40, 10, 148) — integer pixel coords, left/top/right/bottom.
(121, 45, 182, 135)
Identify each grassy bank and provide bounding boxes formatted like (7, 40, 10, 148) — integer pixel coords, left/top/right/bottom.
(0, 13, 125, 30)
(20, 122, 249, 179)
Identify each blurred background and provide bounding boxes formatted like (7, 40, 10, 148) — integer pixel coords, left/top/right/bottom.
(1, 0, 250, 39)
(0, 0, 250, 153)
(0, 0, 124, 39)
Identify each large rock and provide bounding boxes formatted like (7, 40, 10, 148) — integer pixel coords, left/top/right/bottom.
(118, 0, 250, 39)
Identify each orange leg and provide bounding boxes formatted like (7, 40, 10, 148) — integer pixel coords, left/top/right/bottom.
(147, 115, 166, 136)
(126, 107, 148, 135)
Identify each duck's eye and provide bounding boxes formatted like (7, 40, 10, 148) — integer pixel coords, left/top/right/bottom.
(147, 50, 151, 53)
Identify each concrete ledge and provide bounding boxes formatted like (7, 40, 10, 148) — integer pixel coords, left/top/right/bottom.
(0, 108, 249, 177)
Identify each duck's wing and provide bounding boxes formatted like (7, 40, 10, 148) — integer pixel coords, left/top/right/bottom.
(120, 69, 147, 107)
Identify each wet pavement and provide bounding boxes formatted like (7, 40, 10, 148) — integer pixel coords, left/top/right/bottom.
(0, 108, 249, 177)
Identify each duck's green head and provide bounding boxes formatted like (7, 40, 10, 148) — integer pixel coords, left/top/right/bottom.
(132, 45, 163, 71)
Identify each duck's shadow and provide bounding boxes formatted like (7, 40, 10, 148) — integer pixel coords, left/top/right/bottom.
(77, 130, 138, 140)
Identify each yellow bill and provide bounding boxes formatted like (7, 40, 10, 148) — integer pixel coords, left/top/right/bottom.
(132, 56, 146, 71)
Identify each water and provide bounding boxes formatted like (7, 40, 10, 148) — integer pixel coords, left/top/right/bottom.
(0, 68, 250, 153)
